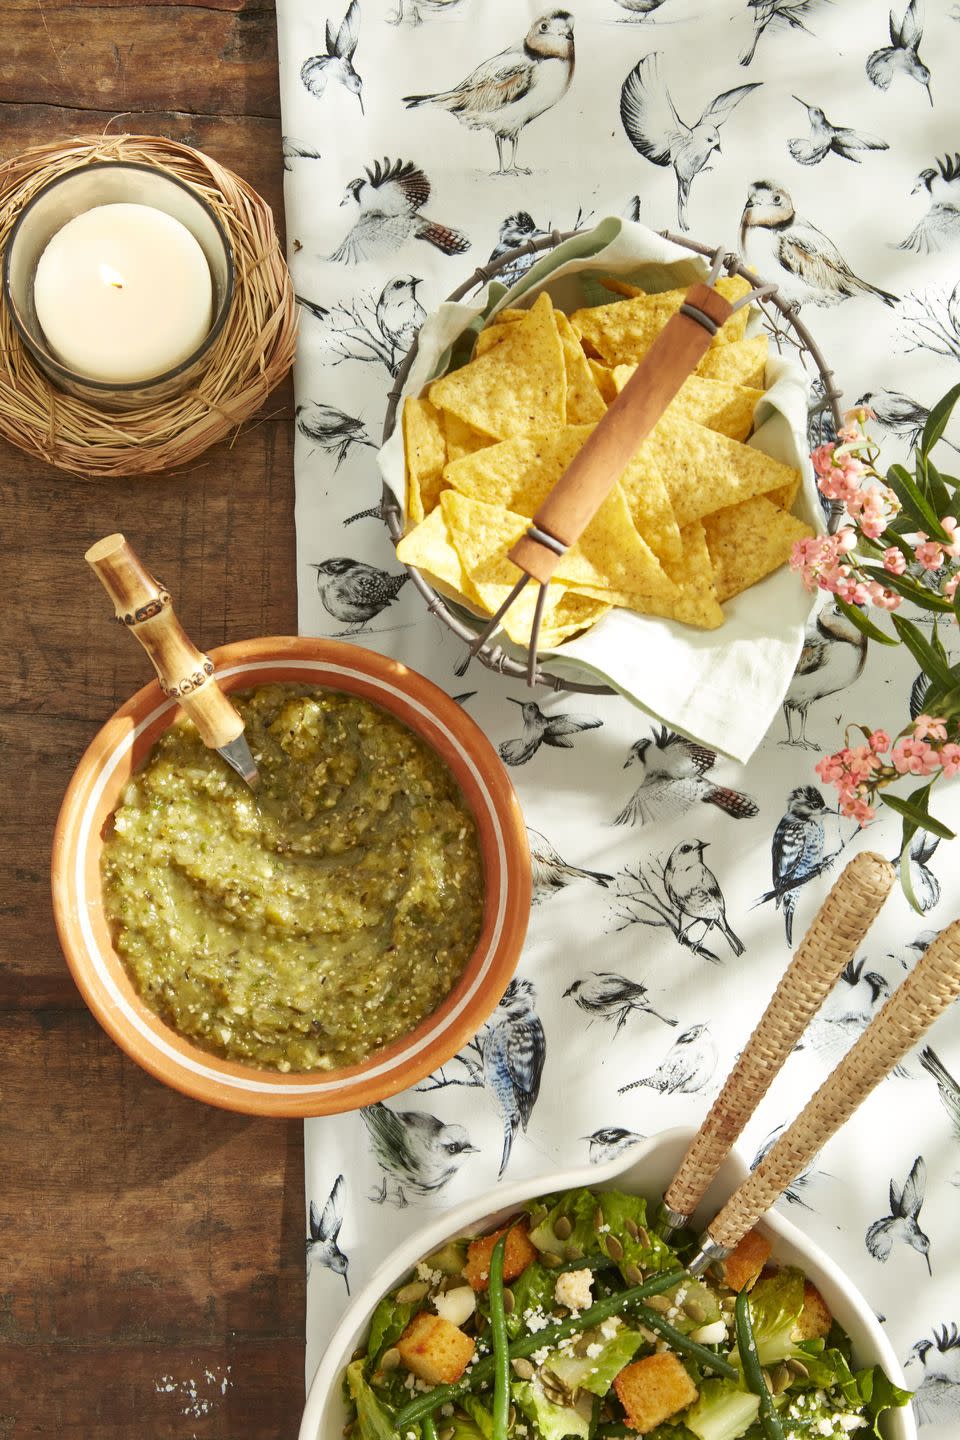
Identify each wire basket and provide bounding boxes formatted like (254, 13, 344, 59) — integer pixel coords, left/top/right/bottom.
(381, 226, 843, 696)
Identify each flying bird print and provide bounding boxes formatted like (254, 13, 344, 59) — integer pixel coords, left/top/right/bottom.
(907, 1324, 960, 1426)
(312, 557, 409, 630)
(403, 10, 575, 176)
(563, 971, 677, 1034)
(800, 955, 891, 1066)
(740, 0, 827, 68)
(898, 154, 960, 254)
(360, 1101, 478, 1206)
(584, 1127, 647, 1164)
(483, 977, 547, 1177)
(865, 1155, 932, 1275)
(306, 1174, 350, 1292)
(618, 1024, 717, 1096)
(301, 1, 363, 110)
(903, 829, 941, 913)
(663, 840, 744, 956)
(787, 98, 888, 167)
(330, 159, 469, 264)
(620, 54, 760, 231)
(752, 1126, 826, 1207)
(527, 827, 613, 903)
(866, 0, 932, 105)
(295, 402, 374, 468)
(757, 785, 836, 945)
(615, 726, 758, 826)
(282, 137, 323, 170)
(740, 182, 899, 308)
(920, 1046, 960, 1142)
(781, 603, 868, 748)
(388, 0, 466, 22)
(498, 699, 602, 766)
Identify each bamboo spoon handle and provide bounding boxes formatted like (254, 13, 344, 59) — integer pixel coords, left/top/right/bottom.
(85, 533, 245, 751)
(660, 851, 895, 1230)
(696, 918, 960, 1263)
(508, 283, 733, 585)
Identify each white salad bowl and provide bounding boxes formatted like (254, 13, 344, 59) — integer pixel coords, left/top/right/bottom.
(298, 1127, 915, 1440)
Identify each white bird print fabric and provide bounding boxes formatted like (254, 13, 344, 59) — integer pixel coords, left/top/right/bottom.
(276, 1, 960, 1426)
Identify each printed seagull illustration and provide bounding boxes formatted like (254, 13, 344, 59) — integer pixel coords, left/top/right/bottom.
(907, 1325, 960, 1426)
(787, 97, 888, 166)
(619, 1024, 717, 1096)
(563, 972, 677, 1034)
(865, 1155, 932, 1274)
(740, 182, 898, 308)
(781, 602, 868, 748)
(482, 977, 546, 1177)
(331, 159, 470, 265)
(311, 557, 409, 630)
(757, 785, 836, 945)
(615, 726, 758, 826)
(583, 1127, 647, 1164)
(866, 0, 932, 105)
(740, 0, 827, 68)
(498, 699, 602, 766)
(403, 11, 575, 177)
(527, 827, 614, 903)
(663, 840, 744, 957)
(360, 1101, 478, 1206)
(857, 388, 960, 453)
(920, 1046, 960, 1141)
(620, 54, 760, 231)
(306, 1174, 350, 1292)
(301, 0, 364, 111)
(388, 0, 466, 23)
(295, 402, 374, 468)
(897, 153, 960, 254)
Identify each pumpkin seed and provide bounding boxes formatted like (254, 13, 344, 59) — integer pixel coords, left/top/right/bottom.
(554, 1216, 573, 1241)
(720, 1295, 737, 1313)
(351, 1348, 366, 1362)
(440, 1428, 456, 1440)
(566, 1243, 584, 1262)
(624, 1217, 639, 1241)
(683, 1299, 707, 1324)
(644, 1293, 671, 1313)
(771, 1365, 792, 1396)
(786, 1358, 810, 1380)
(625, 1262, 644, 1286)
(512, 1358, 535, 1380)
(593, 1206, 605, 1233)
(380, 1347, 401, 1371)
(761, 1370, 774, 1394)
(636, 1226, 651, 1250)
(606, 1235, 624, 1261)
(637, 1325, 658, 1345)
(542, 1250, 564, 1269)
(396, 1280, 430, 1305)
(503, 1288, 515, 1314)
(508, 1408, 516, 1430)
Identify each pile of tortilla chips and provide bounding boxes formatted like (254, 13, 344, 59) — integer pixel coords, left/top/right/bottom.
(395, 278, 814, 651)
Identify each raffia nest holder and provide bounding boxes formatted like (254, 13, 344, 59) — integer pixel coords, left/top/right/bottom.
(0, 135, 298, 478)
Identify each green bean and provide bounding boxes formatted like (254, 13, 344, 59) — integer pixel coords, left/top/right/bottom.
(587, 1394, 601, 1440)
(633, 1306, 737, 1380)
(422, 1418, 439, 1440)
(395, 1268, 688, 1429)
(734, 1291, 785, 1440)
(554, 1256, 619, 1274)
(489, 1234, 511, 1440)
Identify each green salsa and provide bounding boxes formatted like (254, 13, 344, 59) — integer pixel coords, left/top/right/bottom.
(101, 684, 485, 1072)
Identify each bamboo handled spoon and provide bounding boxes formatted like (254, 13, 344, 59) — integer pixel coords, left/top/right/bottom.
(686, 917, 960, 1276)
(85, 533, 260, 789)
(656, 850, 895, 1239)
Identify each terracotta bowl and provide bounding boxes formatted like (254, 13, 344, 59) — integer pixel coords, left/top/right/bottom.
(51, 637, 531, 1116)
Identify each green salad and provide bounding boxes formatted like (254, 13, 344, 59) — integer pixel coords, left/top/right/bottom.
(342, 1187, 911, 1440)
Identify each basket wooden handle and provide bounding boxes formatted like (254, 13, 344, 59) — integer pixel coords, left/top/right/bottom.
(507, 282, 733, 584)
(85, 533, 245, 751)
(662, 851, 894, 1226)
(702, 918, 960, 1255)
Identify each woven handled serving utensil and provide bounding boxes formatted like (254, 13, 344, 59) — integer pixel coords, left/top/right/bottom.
(85, 533, 259, 789)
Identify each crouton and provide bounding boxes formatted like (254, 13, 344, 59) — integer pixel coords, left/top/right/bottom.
(395, 1312, 475, 1385)
(718, 1228, 772, 1292)
(463, 1221, 537, 1292)
(792, 1281, 832, 1341)
(613, 1352, 699, 1434)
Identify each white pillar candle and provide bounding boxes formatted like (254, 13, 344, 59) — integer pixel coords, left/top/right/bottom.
(33, 203, 214, 384)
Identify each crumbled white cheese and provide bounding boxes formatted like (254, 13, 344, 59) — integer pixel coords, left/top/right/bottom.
(584, 1342, 603, 1359)
(526, 1310, 550, 1333)
(416, 1263, 443, 1286)
(816, 1421, 834, 1437)
(434, 1286, 476, 1328)
(839, 1418, 866, 1432)
(554, 1268, 594, 1312)
(532, 1347, 551, 1365)
(599, 1318, 620, 1340)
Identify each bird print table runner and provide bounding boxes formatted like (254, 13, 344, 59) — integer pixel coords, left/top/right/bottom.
(275, 2, 960, 1429)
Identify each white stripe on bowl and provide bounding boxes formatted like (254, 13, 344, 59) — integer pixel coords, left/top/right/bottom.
(75, 659, 510, 1095)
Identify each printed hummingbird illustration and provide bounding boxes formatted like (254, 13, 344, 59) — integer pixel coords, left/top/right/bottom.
(498, 699, 602, 766)
(360, 1101, 478, 1206)
(527, 827, 613, 903)
(865, 1155, 932, 1274)
(615, 726, 758, 826)
(620, 54, 760, 231)
(404, 11, 575, 176)
(306, 1174, 350, 1292)
(866, 0, 932, 105)
(740, 0, 828, 68)
(331, 159, 469, 264)
(301, 1, 364, 110)
(618, 1023, 717, 1096)
(311, 557, 409, 630)
(563, 971, 677, 1034)
(583, 1127, 647, 1164)
(906, 1324, 960, 1425)
(740, 182, 898, 308)
(296, 402, 374, 468)
(781, 603, 868, 748)
(787, 97, 888, 167)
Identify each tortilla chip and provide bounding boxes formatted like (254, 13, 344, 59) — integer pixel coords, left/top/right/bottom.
(588, 359, 617, 404)
(492, 308, 528, 324)
(473, 324, 515, 358)
(555, 310, 606, 424)
(704, 496, 814, 603)
(537, 591, 613, 649)
(764, 470, 802, 510)
(403, 396, 447, 524)
(570, 276, 751, 366)
(609, 368, 762, 442)
(696, 334, 768, 388)
(396, 504, 481, 604)
(429, 292, 566, 439)
(597, 277, 645, 299)
(573, 522, 723, 629)
(442, 409, 491, 462)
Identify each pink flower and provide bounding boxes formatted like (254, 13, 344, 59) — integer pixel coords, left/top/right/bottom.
(914, 714, 948, 742)
(914, 538, 945, 571)
(815, 752, 848, 785)
(945, 573, 959, 602)
(843, 404, 876, 426)
(811, 444, 837, 478)
(869, 729, 891, 753)
(941, 516, 960, 558)
(891, 737, 941, 776)
(940, 743, 960, 778)
(840, 794, 877, 824)
(883, 547, 907, 575)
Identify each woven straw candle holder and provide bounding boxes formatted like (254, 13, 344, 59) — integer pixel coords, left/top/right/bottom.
(0, 134, 298, 478)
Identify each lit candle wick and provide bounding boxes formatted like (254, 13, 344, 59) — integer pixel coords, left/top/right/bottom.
(99, 263, 125, 290)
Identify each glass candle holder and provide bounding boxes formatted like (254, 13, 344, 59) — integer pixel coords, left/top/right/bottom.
(2, 161, 235, 411)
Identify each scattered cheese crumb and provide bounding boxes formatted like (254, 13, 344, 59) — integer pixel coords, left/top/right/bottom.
(416, 1263, 443, 1286)
(584, 1342, 603, 1359)
(526, 1310, 550, 1334)
(532, 1347, 551, 1365)
(554, 1269, 593, 1312)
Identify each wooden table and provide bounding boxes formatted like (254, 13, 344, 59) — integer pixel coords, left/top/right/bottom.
(2, 3, 305, 1434)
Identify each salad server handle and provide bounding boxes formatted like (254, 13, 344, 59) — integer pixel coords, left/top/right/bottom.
(85, 533, 259, 789)
(507, 282, 733, 584)
(690, 918, 960, 1273)
(657, 851, 894, 1237)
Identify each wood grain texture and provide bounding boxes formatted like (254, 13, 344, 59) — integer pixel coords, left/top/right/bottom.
(1, 0, 306, 1431)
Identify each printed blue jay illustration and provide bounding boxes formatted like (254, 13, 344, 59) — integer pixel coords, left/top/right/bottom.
(907, 1324, 960, 1425)
(758, 785, 836, 945)
(360, 1101, 478, 1206)
(306, 1174, 350, 1292)
(865, 1155, 932, 1274)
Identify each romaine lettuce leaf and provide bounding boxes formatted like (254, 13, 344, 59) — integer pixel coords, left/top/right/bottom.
(346, 1360, 399, 1440)
(545, 1324, 646, 1396)
(506, 1260, 557, 1340)
(460, 1395, 494, 1440)
(514, 1378, 592, 1440)
(367, 1295, 417, 1362)
(685, 1378, 760, 1440)
(598, 1191, 677, 1279)
(528, 1189, 607, 1259)
(740, 1269, 805, 1366)
(855, 1365, 913, 1437)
